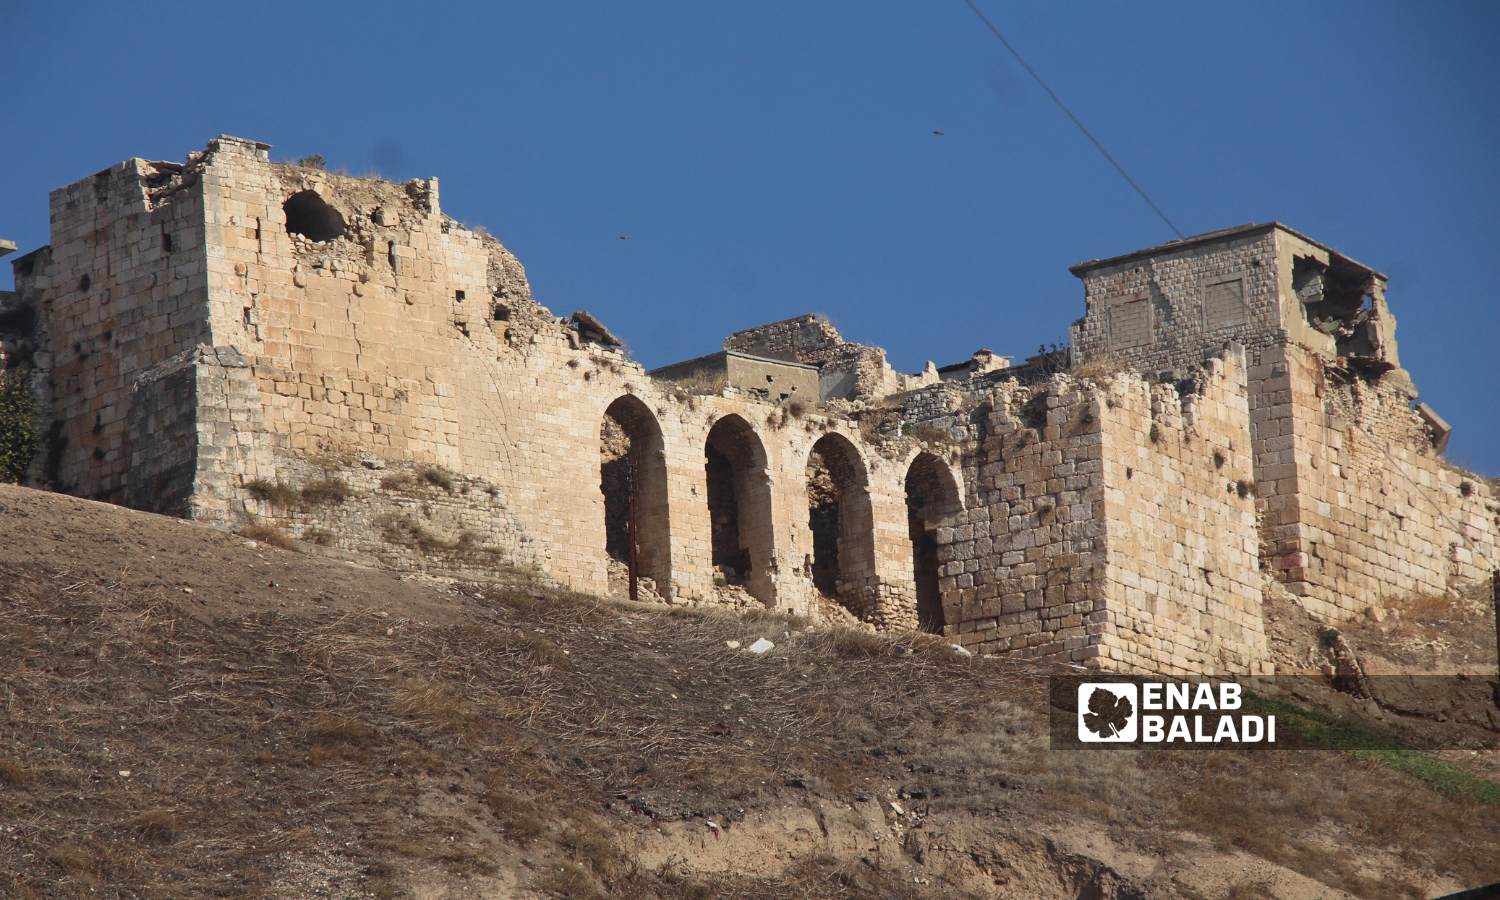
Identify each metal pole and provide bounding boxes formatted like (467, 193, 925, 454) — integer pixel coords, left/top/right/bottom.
(627, 456, 639, 603)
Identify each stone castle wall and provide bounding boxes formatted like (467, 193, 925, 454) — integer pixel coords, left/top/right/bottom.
(167, 138, 928, 622)
(1264, 343, 1498, 620)
(13, 156, 211, 502)
(888, 347, 1266, 675)
(1095, 350, 1267, 676)
(1073, 224, 1497, 626)
(1071, 228, 1283, 372)
(7, 135, 1496, 679)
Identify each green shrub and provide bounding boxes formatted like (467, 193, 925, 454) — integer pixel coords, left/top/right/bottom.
(0, 371, 37, 483)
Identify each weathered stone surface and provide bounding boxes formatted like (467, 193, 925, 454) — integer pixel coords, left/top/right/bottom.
(6, 141, 1494, 680)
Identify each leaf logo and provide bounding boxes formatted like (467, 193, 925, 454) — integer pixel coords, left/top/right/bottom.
(1077, 683, 1138, 742)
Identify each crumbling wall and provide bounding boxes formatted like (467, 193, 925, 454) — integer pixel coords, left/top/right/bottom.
(892, 349, 1268, 676)
(901, 376, 1107, 661)
(17, 154, 211, 502)
(723, 314, 899, 401)
(1260, 343, 1498, 621)
(724, 315, 845, 363)
(183, 138, 930, 623)
(242, 456, 547, 585)
(35, 136, 1495, 678)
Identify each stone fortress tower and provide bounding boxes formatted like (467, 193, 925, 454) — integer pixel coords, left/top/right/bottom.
(2, 136, 1494, 677)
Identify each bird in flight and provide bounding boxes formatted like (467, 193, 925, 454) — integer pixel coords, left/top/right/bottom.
(932, 130, 945, 136)
(618, 235, 631, 241)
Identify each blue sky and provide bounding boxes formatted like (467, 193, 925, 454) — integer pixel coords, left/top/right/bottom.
(4, 1, 1497, 472)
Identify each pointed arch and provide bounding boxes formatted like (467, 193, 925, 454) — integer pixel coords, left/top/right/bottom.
(600, 395, 671, 599)
(806, 433, 877, 617)
(905, 451, 961, 634)
(704, 414, 775, 605)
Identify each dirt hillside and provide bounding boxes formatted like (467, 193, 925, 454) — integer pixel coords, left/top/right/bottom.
(2, 484, 1497, 898)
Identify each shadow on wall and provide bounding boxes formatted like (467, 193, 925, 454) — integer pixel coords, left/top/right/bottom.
(599, 396, 671, 598)
(905, 452, 962, 634)
(705, 414, 775, 604)
(806, 434, 877, 618)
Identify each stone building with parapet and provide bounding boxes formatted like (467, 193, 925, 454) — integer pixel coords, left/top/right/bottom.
(2, 136, 1494, 678)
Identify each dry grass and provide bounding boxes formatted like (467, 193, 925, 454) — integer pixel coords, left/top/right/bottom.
(0, 754, 27, 786)
(419, 466, 455, 492)
(481, 782, 549, 846)
(379, 514, 504, 565)
(244, 477, 299, 507)
(0, 562, 1034, 895)
(2, 515, 1497, 897)
(299, 477, 351, 506)
(126, 809, 179, 845)
(377, 466, 457, 493)
(1071, 353, 1126, 383)
(238, 522, 297, 551)
(302, 526, 335, 546)
(662, 370, 726, 401)
(906, 423, 955, 446)
(379, 471, 417, 490)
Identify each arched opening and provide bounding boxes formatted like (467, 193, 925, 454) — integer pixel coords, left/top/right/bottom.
(806, 434, 877, 617)
(704, 415, 775, 605)
(283, 190, 347, 242)
(600, 396, 671, 600)
(905, 452, 961, 634)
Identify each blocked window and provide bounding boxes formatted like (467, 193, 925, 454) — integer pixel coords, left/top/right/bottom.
(283, 191, 346, 242)
(1109, 297, 1151, 349)
(1203, 275, 1249, 331)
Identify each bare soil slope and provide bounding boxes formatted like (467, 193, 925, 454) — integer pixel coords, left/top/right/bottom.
(2, 484, 1498, 898)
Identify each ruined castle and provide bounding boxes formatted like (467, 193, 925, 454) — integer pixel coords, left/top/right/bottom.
(2, 135, 1495, 677)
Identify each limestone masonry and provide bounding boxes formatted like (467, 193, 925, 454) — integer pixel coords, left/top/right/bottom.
(3, 136, 1496, 676)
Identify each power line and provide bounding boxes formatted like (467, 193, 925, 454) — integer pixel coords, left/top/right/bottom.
(958, 0, 1185, 240)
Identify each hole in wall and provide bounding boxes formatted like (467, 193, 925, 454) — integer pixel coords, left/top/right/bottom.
(600, 396, 672, 597)
(705, 415, 774, 604)
(283, 190, 347, 242)
(806, 434, 876, 614)
(906, 452, 961, 635)
(455, 290, 465, 303)
(78, 274, 91, 292)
